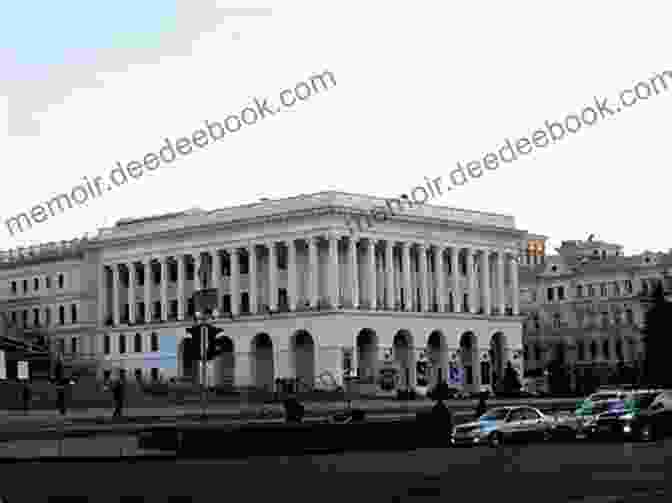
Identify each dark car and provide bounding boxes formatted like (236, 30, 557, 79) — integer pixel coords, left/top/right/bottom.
(588, 390, 672, 441)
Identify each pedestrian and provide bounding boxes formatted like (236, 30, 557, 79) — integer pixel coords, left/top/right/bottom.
(56, 381, 67, 416)
(112, 379, 125, 418)
(22, 380, 32, 414)
(475, 391, 488, 419)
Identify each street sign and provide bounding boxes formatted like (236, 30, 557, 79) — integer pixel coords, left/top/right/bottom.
(17, 361, 29, 380)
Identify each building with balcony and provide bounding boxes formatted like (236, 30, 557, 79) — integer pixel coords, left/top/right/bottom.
(520, 235, 672, 392)
(0, 192, 528, 393)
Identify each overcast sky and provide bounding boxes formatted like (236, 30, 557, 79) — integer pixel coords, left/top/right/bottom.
(1, 1, 670, 256)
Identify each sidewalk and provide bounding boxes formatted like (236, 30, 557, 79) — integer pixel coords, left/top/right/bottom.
(0, 397, 579, 427)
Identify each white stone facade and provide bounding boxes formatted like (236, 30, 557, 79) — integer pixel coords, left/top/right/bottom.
(1, 192, 526, 392)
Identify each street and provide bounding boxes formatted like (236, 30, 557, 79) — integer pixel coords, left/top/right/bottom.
(0, 437, 668, 502)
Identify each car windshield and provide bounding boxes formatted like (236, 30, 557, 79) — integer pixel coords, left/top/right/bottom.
(480, 408, 510, 421)
(632, 393, 659, 409)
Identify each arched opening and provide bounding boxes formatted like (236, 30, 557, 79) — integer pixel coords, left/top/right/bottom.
(427, 330, 447, 387)
(459, 332, 479, 393)
(489, 332, 507, 389)
(356, 329, 379, 383)
(180, 338, 197, 381)
(292, 330, 315, 388)
(393, 330, 414, 388)
(214, 336, 235, 388)
(252, 333, 274, 391)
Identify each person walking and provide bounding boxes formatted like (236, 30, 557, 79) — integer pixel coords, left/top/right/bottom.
(112, 379, 125, 418)
(475, 391, 488, 419)
(56, 381, 67, 416)
(21, 380, 32, 414)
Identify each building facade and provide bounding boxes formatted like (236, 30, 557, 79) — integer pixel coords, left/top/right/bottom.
(520, 236, 672, 392)
(0, 192, 526, 393)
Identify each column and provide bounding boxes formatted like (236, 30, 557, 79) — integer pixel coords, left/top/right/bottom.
(160, 257, 168, 321)
(385, 240, 395, 310)
(177, 254, 185, 320)
(497, 250, 506, 315)
(480, 250, 491, 316)
(193, 252, 202, 291)
(248, 244, 258, 314)
(418, 244, 429, 312)
(230, 248, 240, 316)
(144, 258, 152, 323)
(328, 234, 339, 307)
(308, 237, 318, 308)
(287, 240, 297, 311)
(510, 253, 520, 315)
(466, 248, 477, 313)
(402, 242, 412, 311)
(211, 249, 221, 312)
(368, 239, 377, 309)
(98, 265, 107, 326)
(268, 241, 277, 311)
(434, 245, 445, 313)
(127, 262, 136, 324)
(349, 237, 359, 308)
(451, 247, 461, 313)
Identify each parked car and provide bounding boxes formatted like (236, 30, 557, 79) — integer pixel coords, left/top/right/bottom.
(586, 390, 663, 440)
(450, 406, 555, 447)
(551, 390, 629, 439)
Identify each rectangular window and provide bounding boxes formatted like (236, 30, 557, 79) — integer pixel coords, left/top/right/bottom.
(169, 262, 178, 282)
(240, 253, 249, 275)
(134, 334, 142, 353)
(103, 335, 111, 355)
(71, 304, 77, 324)
(151, 368, 159, 382)
(134, 369, 142, 382)
(119, 334, 126, 354)
(23, 279, 28, 293)
(558, 286, 565, 300)
(71, 337, 78, 354)
(169, 300, 178, 319)
(547, 288, 553, 302)
(33, 308, 39, 326)
(59, 306, 65, 325)
(186, 262, 194, 281)
(153, 301, 161, 320)
(222, 294, 231, 314)
(46, 277, 51, 289)
(22, 310, 28, 325)
(277, 246, 287, 270)
(222, 254, 231, 277)
(150, 333, 159, 352)
(11, 311, 17, 324)
(58, 274, 64, 289)
(241, 292, 250, 314)
(45, 308, 51, 325)
(58, 339, 65, 354)
(11, 281, 17, 294)
(34, 277, 39, 291)
(187, 298, 194, 316)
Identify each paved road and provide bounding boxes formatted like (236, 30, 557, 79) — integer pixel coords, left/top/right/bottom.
(0, 437, 667, 502)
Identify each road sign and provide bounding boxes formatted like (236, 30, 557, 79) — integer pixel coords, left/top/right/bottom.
(17, 361, 29, 380)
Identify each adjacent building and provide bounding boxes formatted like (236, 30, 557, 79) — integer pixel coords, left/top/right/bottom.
(520, 236, 672, 392)
(0, 191, 526, 393)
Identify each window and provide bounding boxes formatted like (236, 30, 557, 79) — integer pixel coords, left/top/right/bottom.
(103, 335, 111, 355)
(134, 369, 142, 382)
(169, 300, 178, 319)
(602, 340, 610, 360)
(71, 304, 77, 324)
(33, 308, 39, 326)
(240, 252, 249, 275)
(58, 339, 65, 354)
(150, 332, 159, 352)
(577, 343, 585, 361)
(547, 288, 554, 302)
(222, 295, 231, 314)
(187, 298, 195, 317)
(58, 274, 64, 289)
(23, 279, 28, 293)
(558, 286, 565, 300)
(10, 281, 17, 294)
(600, 283, 608, 297)
(138, 302, 145, 322)
(103, 370, 111, 382)
(625, 280, 632, 293)
(46, 277, 51, 289)
(186, 262, 194, 281)
(222, 253, 231, 277)
(134, 333, 142, 353)
(277, 246, 287, 270)
(153, 263, 161, 285)
(601, 313, 609, 328)
(625, 309, 634, 325)
(119, 334, 126, 354)
(11, 311, 16, 324)
(169, 261, 178, 282)
(71, 337, 78, 354)
(552, 313, 561, 329)
(576, 285, 583, 298)
(58, 306, 65, 325)
(33, 277, 39, 291)
(241, 292, 250, 314)
(590, 341, 598, 360)
(151, 368, 159, 382)
(45, 307, 51, 326)
(153, 301, 161, 320)
(613, 282, 621, 296)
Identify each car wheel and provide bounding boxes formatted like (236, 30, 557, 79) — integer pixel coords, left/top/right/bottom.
(638, 424, 654, 442)
(488, 431, 503, 448)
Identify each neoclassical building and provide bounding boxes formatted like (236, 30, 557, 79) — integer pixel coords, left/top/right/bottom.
(0, 191, 527, 393)
(520, 236, 672, 391)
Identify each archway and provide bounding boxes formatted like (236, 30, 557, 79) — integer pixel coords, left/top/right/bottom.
(459, 332, 479, 393)
(214, 336, 235, 388)
(489, 332, 508, 389)
(427, 330, 447, 387)
(252, 333, 274, 391)
(292, 330, 316, 388)
(356, 329, 379, 383)
(180, 338, 197, 381)
(393, 330, 414, 388)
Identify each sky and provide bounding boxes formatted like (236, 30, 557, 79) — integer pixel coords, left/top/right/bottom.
(1, 1, 670, 257)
